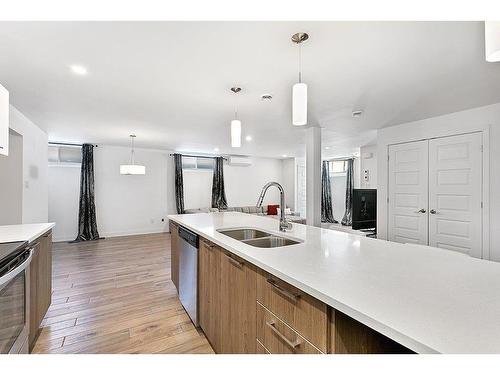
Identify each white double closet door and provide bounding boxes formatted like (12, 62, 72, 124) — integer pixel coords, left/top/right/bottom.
(388, 132, 482, 258)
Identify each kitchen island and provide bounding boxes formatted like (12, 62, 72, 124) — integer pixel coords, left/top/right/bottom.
(168, 212, 500, 354)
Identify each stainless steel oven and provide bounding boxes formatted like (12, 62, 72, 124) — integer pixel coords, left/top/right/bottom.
(0, 242, 33, 354)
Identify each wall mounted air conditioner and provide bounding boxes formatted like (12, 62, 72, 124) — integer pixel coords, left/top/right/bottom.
(228, 156, 252, 167)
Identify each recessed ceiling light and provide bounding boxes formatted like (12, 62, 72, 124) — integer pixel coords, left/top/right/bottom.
(70, 65, 88, 75)
(325, 146, 330, 150)
(214, 147, 220, 152)
(282, 154, 288, 158)
(245, 135, 252, 141)
(352, 110, 363, 118)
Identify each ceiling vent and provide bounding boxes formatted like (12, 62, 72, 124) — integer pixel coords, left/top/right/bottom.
(228, 156, 252, 167)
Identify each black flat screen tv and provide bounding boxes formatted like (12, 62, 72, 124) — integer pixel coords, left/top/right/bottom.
(352, 189, 377, 230)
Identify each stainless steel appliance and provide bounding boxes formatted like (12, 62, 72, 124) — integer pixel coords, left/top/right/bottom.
(0, 241, 33, 354)
(178, 226, 199, 327)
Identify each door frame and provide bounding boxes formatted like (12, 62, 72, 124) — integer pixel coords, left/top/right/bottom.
(385, 129, 490, 259)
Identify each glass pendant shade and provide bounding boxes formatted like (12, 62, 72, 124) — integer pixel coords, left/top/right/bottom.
(485, 21, 500, 62)
(292, 82, 308, 126)
(231, 119, 241, 147)
(120, 164, 146, 175)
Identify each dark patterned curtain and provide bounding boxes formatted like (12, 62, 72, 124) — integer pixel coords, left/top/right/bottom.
(341, 158, 354, 226)
(321, 161, 337, 223)
(174, 153, 185, 214)
(74, 144, 100, 242)
(211, 157, 228, 209)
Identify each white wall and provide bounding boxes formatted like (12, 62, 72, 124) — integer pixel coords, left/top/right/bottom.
(0, 131, 23, 225)
(282, 158, 295, 211)
(360, 145, 377, 189)
(377, 102, 500, 261)
(8, 105, 48, 223)
(49, 145, 171, 241)
(183, 157, 285, 210)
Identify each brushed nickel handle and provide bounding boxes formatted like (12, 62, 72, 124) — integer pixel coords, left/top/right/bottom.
(430, 209, 437, 214)
(266, 278, 301, 302)
(266, 320, 301, 349)
(226, 253, 243, 268)
(417, 208, 426, 213)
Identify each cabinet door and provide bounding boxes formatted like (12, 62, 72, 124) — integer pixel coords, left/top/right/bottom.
(169, 222, 179, 290)
(388, 140, 429, 245)
(0, 84, 8, 156)
(38, 232, 52, 321)
(198, 239, 221, 352)
(428, 133, 482, 257)
(29, 242, 40, 350)
(220, 250, 257, 354)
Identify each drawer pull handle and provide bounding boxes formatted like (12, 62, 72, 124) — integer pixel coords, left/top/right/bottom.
(266, 320, 301, 349)
(266, 278, 301, 301)
(226, 254, 244, 268)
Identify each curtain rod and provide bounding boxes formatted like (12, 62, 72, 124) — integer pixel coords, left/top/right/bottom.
(49, 142, 98, 147)
(325, 156, 355, 162)
(169, 153, 228, 160)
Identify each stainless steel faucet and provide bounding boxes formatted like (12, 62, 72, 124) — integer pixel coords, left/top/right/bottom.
(256, 182, 292, 232)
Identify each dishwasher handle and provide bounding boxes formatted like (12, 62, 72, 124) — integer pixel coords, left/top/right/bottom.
(178, 226, 199, 248)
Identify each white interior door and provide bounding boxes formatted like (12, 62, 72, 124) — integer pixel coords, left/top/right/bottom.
(388, 140, 429, 245)
(428, 133, 482, 257)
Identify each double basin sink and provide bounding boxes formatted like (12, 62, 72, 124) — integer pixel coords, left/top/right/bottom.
(217, 228, 302, 248)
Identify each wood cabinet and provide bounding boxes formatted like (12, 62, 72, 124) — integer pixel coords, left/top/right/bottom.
(0, 83, 8, 156)
(257, 302, 321, 354)
(29, 230, 52, 351)
(171, 229, 412, 355)
(330, 309, 412, 354)
(256, 269, 328, 353)
(169, 221, 179, 291)
(198, 239, 221, 352)
(219, 249, 257, 354)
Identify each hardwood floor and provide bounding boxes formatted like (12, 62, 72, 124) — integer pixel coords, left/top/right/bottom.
(32, 233, 214, 354)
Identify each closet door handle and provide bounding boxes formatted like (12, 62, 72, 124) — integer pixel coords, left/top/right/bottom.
(417, 208, 426, 213)
(430, 209, 437, 214)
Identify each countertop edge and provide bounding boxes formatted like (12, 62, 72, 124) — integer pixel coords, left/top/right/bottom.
(168, 215, 437, 354)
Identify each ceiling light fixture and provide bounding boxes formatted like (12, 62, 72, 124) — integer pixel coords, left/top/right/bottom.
(291, 32, 309, 126)
(230, 87, 242, 147)
(282, 154, 288, 158)
(485, 21, 500, 62)
(325, 146, 330, 150)
(70, 65, 88, 75)
(261, 94, 273, 101)
(120, 135, 146, 175)
(214, 147, 220, 152)
(245, 135, 252, 142)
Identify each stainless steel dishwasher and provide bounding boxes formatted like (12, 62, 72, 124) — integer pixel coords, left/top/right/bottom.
(178, 226, 199, 326)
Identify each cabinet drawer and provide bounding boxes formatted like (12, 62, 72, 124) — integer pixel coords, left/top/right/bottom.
(256, 302, 322, 354)
(256, 339, 270, 354)
(256, 269, 328, 352)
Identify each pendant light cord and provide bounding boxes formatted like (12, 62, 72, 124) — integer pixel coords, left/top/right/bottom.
(130, 136, 135, 165)
(298, 43, 302, 83)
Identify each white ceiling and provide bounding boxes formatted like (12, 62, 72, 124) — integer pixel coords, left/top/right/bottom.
(1, 21, 499, 158)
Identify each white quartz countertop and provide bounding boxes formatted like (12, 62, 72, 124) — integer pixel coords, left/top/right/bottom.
(168, 212, 500, 354)
(0, 223, 55, 244)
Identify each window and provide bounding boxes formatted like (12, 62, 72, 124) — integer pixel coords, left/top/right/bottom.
(182, 156, 214, 171)
(328, 160, 347, 175)
(48, 145, 82, 166)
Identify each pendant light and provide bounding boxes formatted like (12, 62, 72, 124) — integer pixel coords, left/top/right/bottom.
(120, 134, 146, 175)
(485, 21, 500, 62)
(230, 87, 242, 147)
(291, 32, 309, 126)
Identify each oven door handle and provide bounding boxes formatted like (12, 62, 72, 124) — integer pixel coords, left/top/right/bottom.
(0, 248, 33, 287)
